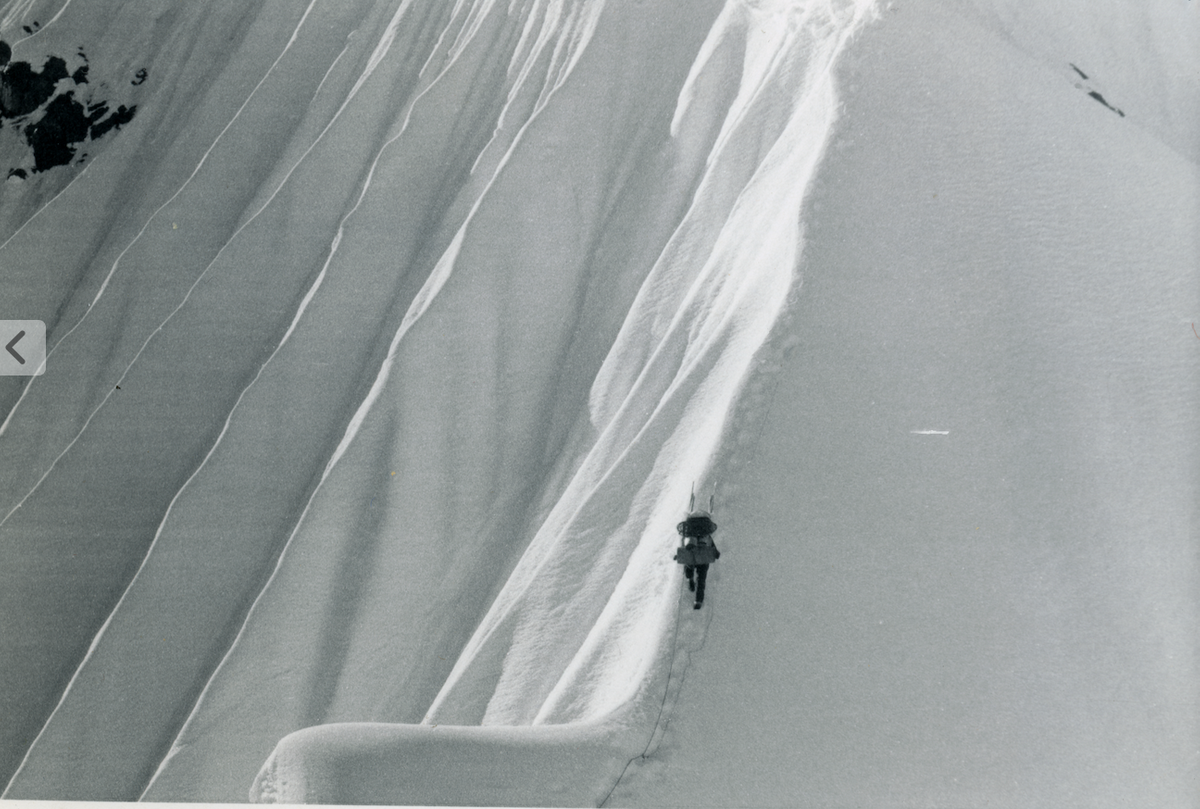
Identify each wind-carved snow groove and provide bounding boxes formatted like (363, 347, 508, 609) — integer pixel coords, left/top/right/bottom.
(250, 0, 878, 804)
(8, 4, 507, 797)
(0, 2, 338, 789)
(0, 0, 36, 30)
(0, 12, 341, 263)
(0, 0, 431, 523)
(218, 0, 539, 497)
(214, 0, 600, 517)
(7, 0, 872, 801)
(0, 0, 321, 444)
(141, 1, 607, 797)
(6, 1, 579, 797)
(0, 0, 71, 41)
(287, 0, 606, 551)
(244, 0, 583, 632)
(7, 0, 503, 795)
(0, 163, 94, 254)
(2, 5, 467, 800)
(435, 0, 871, 724)
(468, 0, 604, 175)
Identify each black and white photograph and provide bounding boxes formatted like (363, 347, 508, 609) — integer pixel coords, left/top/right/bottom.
(0, 0, 1196, 805)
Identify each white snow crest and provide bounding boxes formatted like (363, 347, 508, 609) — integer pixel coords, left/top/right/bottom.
(347, 0, 417, 97)
(313, 0, 608, 490)
(425, 0, 875, 731)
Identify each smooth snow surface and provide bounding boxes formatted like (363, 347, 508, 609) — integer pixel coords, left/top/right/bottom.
(0, 0, 1196, 805)
(624, 3, 1200, 805)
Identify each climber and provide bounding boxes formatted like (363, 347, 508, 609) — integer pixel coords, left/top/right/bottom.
(674, 509, 720, 609)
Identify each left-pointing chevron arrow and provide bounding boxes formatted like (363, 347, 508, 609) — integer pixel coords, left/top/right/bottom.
(6, 330, 26, 364)
(0, 321, 46, 376)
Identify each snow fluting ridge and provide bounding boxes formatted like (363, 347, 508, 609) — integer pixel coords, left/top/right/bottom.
(423, 0, 876, 730)
(1, 0, 387, 791)
(250, 0, 875, 804)
(0, 0, 877, 802)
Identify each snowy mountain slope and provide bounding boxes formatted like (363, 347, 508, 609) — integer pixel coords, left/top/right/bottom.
(0, 0, 1196, 805)
(152, 0, 876, 802)
(623, 2, 1199, 807)
(1, 0, 873, 802)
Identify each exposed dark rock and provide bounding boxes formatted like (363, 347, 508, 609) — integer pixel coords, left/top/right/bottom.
(89, 104, 136, 140)
(0, 56, 69, 117)
(0, 48, 139, 174)
(25, 92, 89, 171)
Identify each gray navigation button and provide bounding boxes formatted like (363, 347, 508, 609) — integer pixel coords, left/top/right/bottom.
(0, 320, 46, 375)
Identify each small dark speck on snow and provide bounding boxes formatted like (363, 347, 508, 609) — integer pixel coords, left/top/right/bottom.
(1087, 90, 1125, 117)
